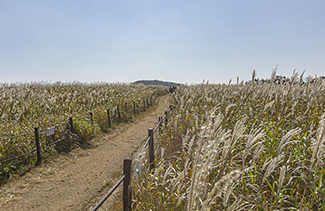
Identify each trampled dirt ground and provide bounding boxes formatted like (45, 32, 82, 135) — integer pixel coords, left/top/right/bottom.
(0, 95, 170, 211)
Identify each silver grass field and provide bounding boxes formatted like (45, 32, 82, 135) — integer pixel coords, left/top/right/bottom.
(0, 82, 165, 179)
(133, 71, 325, 210)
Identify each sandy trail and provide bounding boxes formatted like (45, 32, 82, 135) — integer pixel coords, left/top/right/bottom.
(0, 95, 170, 211)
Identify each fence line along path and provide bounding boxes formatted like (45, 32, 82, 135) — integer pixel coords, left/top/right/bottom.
(0, 95, 171, 211)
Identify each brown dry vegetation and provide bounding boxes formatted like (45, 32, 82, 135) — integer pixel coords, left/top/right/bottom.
(0, 95, 171, 210)
(0, 82, 167, 183)
(133, 71, 325, 210)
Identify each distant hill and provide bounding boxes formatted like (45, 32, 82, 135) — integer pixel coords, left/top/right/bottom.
(133, 80, 181, 88)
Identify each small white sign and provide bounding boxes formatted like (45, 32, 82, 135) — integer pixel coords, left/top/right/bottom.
(47, 126, 55, 136)
(112, 109, 115, 116)
(135, 162, 142, 183)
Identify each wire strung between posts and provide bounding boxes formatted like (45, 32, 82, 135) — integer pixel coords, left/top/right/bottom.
(135, 117, 163, 165)
(2, 97, 167, 207)
(132, 156, 158, 209)
(39, 121, 69, 132)
(0, 131, 35, 142)
(94, 105, 163, 209)
(153, 121, 160, 133)
(1, 136, 68, 165)
(154, 143, 160, 157)
(74, 116, 88, 121)
(46, 137, 67, 148)
(143, 136, 151, 150)
(0, 149, 37, 164)
(131, 118, 163, 209)
(92, 173, 127, 211)
(0, 102, 152, 166)
(0, 99, 160, 143)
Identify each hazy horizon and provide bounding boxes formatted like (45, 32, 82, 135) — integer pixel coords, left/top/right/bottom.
(1, 1, 324, 84)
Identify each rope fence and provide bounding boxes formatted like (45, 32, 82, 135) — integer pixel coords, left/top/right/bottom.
(0, 90, 173, 211)
(0, 93, 165, 174)
(92, 103, 173, 211)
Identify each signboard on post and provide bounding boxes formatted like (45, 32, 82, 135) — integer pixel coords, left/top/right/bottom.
(47, 126, 55, 136)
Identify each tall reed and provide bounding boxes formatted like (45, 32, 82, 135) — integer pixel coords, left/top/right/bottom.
(134, 72, 325, 210)
(0, 82, 167, 181)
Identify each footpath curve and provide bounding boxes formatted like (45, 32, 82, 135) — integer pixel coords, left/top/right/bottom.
(0, 95, 170, 211)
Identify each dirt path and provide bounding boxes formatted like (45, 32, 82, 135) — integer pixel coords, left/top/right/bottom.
(0, 95, 170, 211)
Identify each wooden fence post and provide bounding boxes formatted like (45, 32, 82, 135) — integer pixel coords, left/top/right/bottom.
(34, 127, 41, 165)
(143, 100, 145, 111)
(117, 106, 121, 120)
(69, 117, 74, 133)
(90, 112, 93, 124)
(165, 111, 168, 126)
(148, 128, 155, 172)
(159, 116, 162, 134)
(125, 102, 128, 111)
(123, 159, 132, 211)
(146, 99, 149, 108)
(107, 109, 111, 128)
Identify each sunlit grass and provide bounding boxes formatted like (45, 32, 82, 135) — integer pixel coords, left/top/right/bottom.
(134, 72, 325, 210)
(0, 81, 167, 182)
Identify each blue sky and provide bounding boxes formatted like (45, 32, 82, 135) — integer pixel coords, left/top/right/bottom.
(1, 0, 324, 84)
